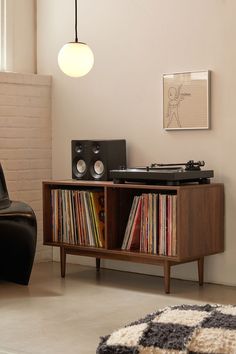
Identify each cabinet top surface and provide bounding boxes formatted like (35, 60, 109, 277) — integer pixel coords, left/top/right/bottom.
(43, 179, 223, 190)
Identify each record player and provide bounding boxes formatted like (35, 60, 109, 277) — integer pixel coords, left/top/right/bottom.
(110, 160, 214, 185)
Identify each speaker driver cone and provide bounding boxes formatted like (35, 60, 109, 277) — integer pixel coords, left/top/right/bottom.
(75, 144, 82, 153)
(92, 144, 100, 154)
(94, 160, 105, 175)
(76, 160, 86, 174)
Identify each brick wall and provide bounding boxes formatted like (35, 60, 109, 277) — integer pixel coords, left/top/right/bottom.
(0, 72, 52, 261)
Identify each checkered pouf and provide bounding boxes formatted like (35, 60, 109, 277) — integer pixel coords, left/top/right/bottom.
(97, 304, 236, 353)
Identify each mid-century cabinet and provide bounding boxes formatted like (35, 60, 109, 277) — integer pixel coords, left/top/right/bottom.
(43, 180, 224, 293)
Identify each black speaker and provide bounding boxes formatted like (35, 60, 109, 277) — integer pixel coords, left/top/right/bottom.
(71, 140, 126, 180)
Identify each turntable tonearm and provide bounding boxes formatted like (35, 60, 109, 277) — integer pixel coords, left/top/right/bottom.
(110, 160, 214, 185)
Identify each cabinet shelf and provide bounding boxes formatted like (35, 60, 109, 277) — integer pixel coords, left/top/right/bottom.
(43, 180, 224, 293)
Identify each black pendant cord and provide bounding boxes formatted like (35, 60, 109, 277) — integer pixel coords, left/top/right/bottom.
(75, 0, 78, 42)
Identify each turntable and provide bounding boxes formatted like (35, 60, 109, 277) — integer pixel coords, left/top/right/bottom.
(110, 160, 214, 185)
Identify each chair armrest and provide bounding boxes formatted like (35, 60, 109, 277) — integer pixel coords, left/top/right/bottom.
(0, 201, 36, 221)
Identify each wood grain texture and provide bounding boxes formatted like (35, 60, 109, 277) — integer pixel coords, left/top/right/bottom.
(42, 180, 224, 293)
(177, 184, 224, 259)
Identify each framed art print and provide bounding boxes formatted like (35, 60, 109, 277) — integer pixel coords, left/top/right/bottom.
(163, 70, 210, 130)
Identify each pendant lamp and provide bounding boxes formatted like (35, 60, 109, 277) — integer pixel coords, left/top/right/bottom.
(58, 0, 94, 77)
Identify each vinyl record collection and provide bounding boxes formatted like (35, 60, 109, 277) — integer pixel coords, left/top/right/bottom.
(51, 189, 105, 247)
(122, 193, 177, 256)
(50, 189, 177, 256)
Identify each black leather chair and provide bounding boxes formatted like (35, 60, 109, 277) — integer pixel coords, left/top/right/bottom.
(0, 163, 37, 285)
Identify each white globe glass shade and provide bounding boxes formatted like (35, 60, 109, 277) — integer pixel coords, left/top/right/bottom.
(58, 42, 94, 77)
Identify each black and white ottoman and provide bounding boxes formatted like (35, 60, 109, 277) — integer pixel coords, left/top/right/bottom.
(97, 304, 236, 354)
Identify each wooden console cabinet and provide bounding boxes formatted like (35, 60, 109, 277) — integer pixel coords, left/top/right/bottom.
(43, 180, 224, 293)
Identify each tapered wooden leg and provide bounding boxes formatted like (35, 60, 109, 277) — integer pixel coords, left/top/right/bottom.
(60, 247, 66, 278)
(198, 257, 204, 286)
(96, 258, 101, 272)
(164, 261, 171, 294)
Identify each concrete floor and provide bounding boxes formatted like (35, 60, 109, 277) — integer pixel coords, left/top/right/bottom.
(0, 262, 235, 354)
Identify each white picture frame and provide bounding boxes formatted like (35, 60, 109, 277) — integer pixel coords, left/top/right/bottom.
(163, 70, 210, 130)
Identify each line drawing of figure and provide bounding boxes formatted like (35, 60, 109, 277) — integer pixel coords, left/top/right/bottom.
(166, 84, 184, 128)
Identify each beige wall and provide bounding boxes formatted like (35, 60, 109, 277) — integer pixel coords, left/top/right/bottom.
(4, 0, 36, 73)
(37, 0, 236, 285)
